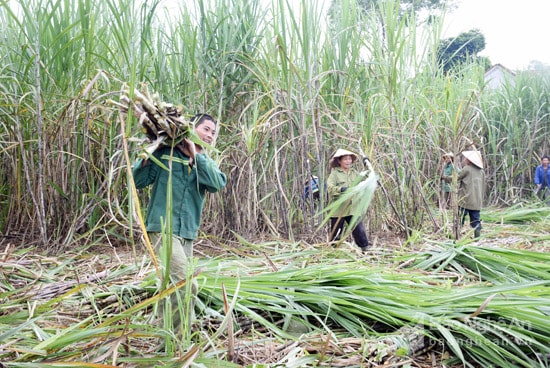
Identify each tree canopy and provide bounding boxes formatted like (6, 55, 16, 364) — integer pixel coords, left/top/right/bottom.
(437, 28, 490, 73)
(328, 0, 453, 24)
(350, 0, 450, 15)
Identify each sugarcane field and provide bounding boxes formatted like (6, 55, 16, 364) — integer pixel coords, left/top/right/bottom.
(1, 1, 549, 368)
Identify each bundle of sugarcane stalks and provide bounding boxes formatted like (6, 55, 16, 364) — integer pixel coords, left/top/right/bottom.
(109, 83, 191, 156)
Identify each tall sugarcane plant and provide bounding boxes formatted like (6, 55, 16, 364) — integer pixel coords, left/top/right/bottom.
(0, 0, 548, 247)
(1, 0, 549, 366)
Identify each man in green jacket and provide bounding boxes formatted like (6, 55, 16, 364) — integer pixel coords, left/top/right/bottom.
(133, 113, 227, 325)
(457, 150, 485, 238)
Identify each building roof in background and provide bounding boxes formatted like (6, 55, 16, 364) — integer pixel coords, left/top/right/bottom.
(484, 63, 516, 89)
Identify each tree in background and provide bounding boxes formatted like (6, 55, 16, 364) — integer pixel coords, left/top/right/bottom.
(437, 28, 490, 73)
(527, 60, 550, 72)
(329, 0, 452, 20)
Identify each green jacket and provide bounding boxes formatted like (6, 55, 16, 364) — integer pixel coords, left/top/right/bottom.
(457, 164, 485, 211)
(327, 167, 363, 217)
(133, 147, 227, 240)
(441, 163, 454, 193)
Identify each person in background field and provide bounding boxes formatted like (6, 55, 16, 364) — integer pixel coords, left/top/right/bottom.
(534, 155, 550, 203)
(440, 152, 455, 210)
(326, 148, 370, 252)
(457, 150, 485, 238)
(304, 175, 320, 202)
(132, 113, 227, 326)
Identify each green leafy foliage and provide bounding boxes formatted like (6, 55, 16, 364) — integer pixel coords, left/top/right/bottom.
(1, 224, 549, 366)
(437, 29, 489, 73)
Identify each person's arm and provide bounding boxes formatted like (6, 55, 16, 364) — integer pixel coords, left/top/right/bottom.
(441, 164, 456, 183)
(132, 159, 157, 189)
(441, 174, 452, 183)
(457, 167, 467, 181)
(132, 151, 160, 189)
(327, 171, 345, 197)
(176, 138, 197, 167)
(195, 154, 227, 193)
(534, 166, 542, 188)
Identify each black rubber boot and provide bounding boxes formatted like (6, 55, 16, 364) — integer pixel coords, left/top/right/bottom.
(474, 228, 481, 238)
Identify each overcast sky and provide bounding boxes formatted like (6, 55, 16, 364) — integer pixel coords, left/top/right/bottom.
(442, 0, 550, 70)
(158, 0, 549, 71)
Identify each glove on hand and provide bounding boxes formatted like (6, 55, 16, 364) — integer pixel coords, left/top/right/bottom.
(359, 170, 368, 177)
(340, 187, 347, 192)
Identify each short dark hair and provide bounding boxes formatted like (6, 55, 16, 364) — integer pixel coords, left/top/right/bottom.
(191, 113, 216, 127)
(542, 155, 549, 160)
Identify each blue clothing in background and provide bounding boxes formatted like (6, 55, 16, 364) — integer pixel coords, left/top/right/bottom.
(304, 176, 320, 200)
(534, 164, 550, 189)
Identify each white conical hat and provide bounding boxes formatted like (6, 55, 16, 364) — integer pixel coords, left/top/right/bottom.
(462, 150, 483, 169)
(332, 148, 358, 161)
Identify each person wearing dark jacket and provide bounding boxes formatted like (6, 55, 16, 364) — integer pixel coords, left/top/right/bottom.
(458, 150, 485, 238)
(534, 155, 550, 203)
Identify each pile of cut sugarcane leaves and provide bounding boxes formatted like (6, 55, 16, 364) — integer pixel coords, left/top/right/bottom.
(1, 207, 549, 368)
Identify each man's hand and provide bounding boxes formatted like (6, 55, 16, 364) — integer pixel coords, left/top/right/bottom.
(177, 138, 197, 167)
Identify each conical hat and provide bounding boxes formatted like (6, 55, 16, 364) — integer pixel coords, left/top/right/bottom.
(332, 148, 357, 161)
(462, 150, 483, 169)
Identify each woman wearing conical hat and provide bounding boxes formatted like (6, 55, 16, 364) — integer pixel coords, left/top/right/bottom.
(326, 148, 370, 252)
(458, 150, 485, 238)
